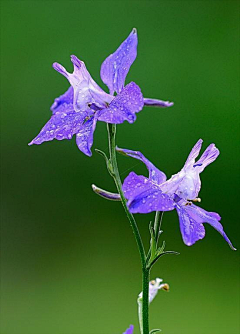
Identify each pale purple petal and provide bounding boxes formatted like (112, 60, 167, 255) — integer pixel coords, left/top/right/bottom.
(176, 203, 205, 246)
(50, 86, 74, 114)
(97, 82, 144, 124)
(117, 148, 166, 184)
(128, 188, 175, 214)
(101, 28, 138, 95)
(161, 140, 219, 201)
(174, 171, 201, 201)
(160, 139, 204, 198)
(76, 116, 97, 156)
(160, 171, 186, 197)
(185, 204, 236, 250)
(194, 143, 220, 172)
(123, 325, 134, 334)
(143, 98, 174, 108)
(122, 172, 153, 200)
(29, 106, 87, 146)
(184, 139, 203, 168)
(161, 139, 203, 199)
(53, 56, 112, 112)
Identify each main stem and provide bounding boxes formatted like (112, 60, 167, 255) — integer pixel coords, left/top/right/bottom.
(107, 124, 150, 334)
(142, 267, 150, 333)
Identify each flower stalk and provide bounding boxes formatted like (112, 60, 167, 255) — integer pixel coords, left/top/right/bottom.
(107, 123, 146, 267)
(107, 123, 149, 334)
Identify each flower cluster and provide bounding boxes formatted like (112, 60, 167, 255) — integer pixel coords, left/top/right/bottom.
(29, 29, 172, 156)
(117, 140, 236, 249)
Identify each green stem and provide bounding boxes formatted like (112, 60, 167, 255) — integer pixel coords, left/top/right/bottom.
(107, 123, 149, 334)
(146, 211, 164, 264)
(142, 268, 150, 333)
(154, 211, 164, 244)
(107, 123, 146, 266)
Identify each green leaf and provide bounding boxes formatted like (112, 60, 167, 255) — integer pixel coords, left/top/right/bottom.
(95, 149, 114, 176)
(146, 221, 154, 262)
(149, 329, 161, 334)
(149, 220, 154, 230)
(95, 149, 109, 162)
(163, 251, 180, 256)
(148, 250, 180, 269)
(156, 240, 166, 256)
(149, 226, 157, 264)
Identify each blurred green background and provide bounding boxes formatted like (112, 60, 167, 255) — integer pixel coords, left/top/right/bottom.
(1, 1, 239, 333)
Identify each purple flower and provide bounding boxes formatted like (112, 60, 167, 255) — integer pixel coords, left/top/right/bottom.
(118, 140, 236, 250)
(29, 29, 173, 156)
(123, 325, 134, 334)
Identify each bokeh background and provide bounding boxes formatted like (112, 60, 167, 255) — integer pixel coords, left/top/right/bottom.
(1, 1, 239, 334)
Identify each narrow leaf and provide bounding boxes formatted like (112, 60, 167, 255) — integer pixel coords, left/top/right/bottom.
(95, 148, 108, 162)
(156, 240, 166, 256)
(95, 149, 114, 176)
(149, 226, 157, 264)
(149, 329, 161, 334)
(148, 250, 180, 269)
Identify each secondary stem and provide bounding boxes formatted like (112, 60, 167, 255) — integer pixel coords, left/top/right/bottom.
(107, 123, 149, 334)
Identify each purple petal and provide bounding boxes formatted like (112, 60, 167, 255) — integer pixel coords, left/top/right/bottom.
(122, 172, 153, 200)
(29, 106, 87, 146)
(117, 148, 166, 184)
(76, 116, 97, 156)
(176, 203, 205, 246)
(100, 28, 138, 95)
(50, 86, 74, 114)
(53, 56, 112, 112)
(123, 325, 134, 334)
(185, 204, 236, 250)
(184, 139, 203, 168)
(194, 143, 220, 172)
(128, 187, 175, 214)
(97, 82, 144, 124)
(143, 98, 174, 108)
